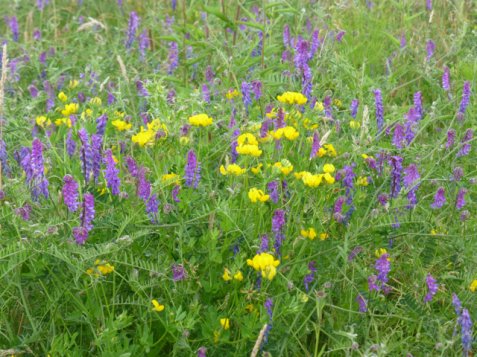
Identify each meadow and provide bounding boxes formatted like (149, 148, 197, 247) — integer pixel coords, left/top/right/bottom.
(0, 0, 476, 355)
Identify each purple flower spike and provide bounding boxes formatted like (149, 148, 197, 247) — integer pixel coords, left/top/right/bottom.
(431, 187, 446, 209)
(350, 99, 359, 118)
(456, 188, 467, 210)
(7, 16, 19, 42)
(82, 193, 95, 232)
(457, 81, 471, 120)
(167, 42, 179, 74)
(184, 149, 200, 189)
(103, 149, 121, 196)
(374, 89, 384, 133)
(424, 273, 438, 302)
(356, 294, 368, 312)
(459, 309, 473, 355)
(241, 81, 252, 113)
(62, 175, 79, 212)
(426, 40, 435, 61)
(442, 66, 450, 91)
(172, 264, 187, 281)
(125, 12, 140, 49)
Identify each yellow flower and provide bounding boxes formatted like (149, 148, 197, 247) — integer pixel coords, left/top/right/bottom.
(90, 97, 102, 106)
(323, 172, 335, 184)
(323, 164, 335, 173)
(161, 173, 180, 184)
(61, 103, 79, 116)
(220, 318, 230, 330)
(237, 133, 258, 146)
(294, 171, 309, 180)
(302, 172, 323, 187)
(68, 79, 79, 89)
(81, 108, 93, 120)
(470, 280, 477, 292)
(319, 232, 329, 241)
(375, 248, 388, 258)
(350, 120, 361, 129)
(97, 263, 115, 275)
(251, 163, 263, 175)
(357, 176, 369, 186)
(54, 117, 72, 128)
(112, 119, 132, 131)
(220, 164, 246, 176)
(248, 188, 270, 203)
(213, 330, 220, 343)
(323, 144, 337, 157)
(245, 304, 255, 313)
(273, 160, 293, 175)
(303, 118, 319, 130)
(277, 91, 308, 105)
(233, 271, 243, 281)
(132, 128, 155, 146)
(272, 126, 299, 141)
(236, 144, 262, 157)
(35, 115, 51, 128)
(222, 268, 232, 281)
(301, 228, 317, 240)
(317, 147, 327, 158)
(246, 253, 280, 280)
(266, 109, 277, 118)
(226, 89, 240, 100)
(333, 99, 343, 108)
(151, 299, 165, 312)
(189, 113, 213, 127)
(58, 91, 68, 102)
(313, 101, 325, 111)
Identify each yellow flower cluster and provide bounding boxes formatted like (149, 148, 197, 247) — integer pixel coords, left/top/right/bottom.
(316, 143, 337, 158)
(161, 173, 180, 185)
(35, 116, 51, 128)
(273, 160, 293, 175)
(55, 117, 72, 128)
(151, 299, 165, 312)
(246, 253, 280, 280)
(277, 91, 308, 105)
(112, 119, 132, 131)
(357, 176, 369, 186)
(132, 119, 167, 147)
(226, 89, 240, 100)
(189, 113, 213, 127)
(58, 91, 68, 102)
(222, 268, 244, 281)
(300, 228, 317, 240)
(220, 164, 246, 176)
(300, 172, 335, 187)
(350, 120, 361, 129)
(248, 188, 270, 203)
(220, 318, 230, 330)
(61, 103, 79, 116)
(86, 259, 115, 277)
(470, 280, 477, 292)
(236, 133, 262, 157)
(271, 126, 299, 141)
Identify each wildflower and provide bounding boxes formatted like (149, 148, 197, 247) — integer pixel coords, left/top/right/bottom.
(15, 204, 32, 221)
(277, 91, 307, 105)
(273, 161, 293, 175)
(373, 89, 384, 133)
(167, 41, 179, 74)
(7, 16, 19, 42)
(442, 66, 450, 91)
(103, 149, 121, 195)
(426, 40, 435, 61)
(125, 12, 140, 49)
(310, 131, 321, 159)
(304, 261, 317, 292)
(247, 252, 280, 280)
(138, 29, 150, 59)
(424, 274, 438, 302)
(189, 113, 213, 127)
(62, 175, 79, 212)
(252, 80, 262, 100)
(81, 193, 95, 232)
(350, 99, 359, 118)
(0, 140, 11, 177)
(272, 126, 299, 141)
(300, 228, 317, 240)
(392, 124, 405, 149)
(456, 129, 473, 157)
(233, 271, 243, 281)
(356, 294, 368, 312)
(301, 172, 322, 187)
(469, 280, 477, 292)
(431, 187, 446, 209)
(197, 347, 207, 357)
(172, 264, 187, 281)
(112, 119, 132, 131)
(389, 156, 403, 198)
(222, 268, 232, 281)
(184, 150, 201, 188)
(452, 293, 462, 315)
(220, 318, 230, 330)
(446, 129, 456, 149)
(403, 164, 420, 208)
(30, 138, 49, 201)
(248, 188, 270, 203)
(459, 309, 473, 355)
(357, 176, 369, 186)
(323, 164, 335, 173)
(267, 181, 279, 203)
(457, 81, 471, 120)
(91, 135, 102, 183)
(172, 185, 181, 202)
(333, 196, 346, 223)
(226, 89, 240, 100)
(456, 188, 467, 210)
(241, 81, 252, 112)
(151, 299, 165, 312)
(61, 103, 79, 116)
(350, 120, 361, 129)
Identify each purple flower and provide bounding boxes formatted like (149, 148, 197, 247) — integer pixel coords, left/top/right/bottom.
(107, 92, 116, 105)
(460, 210, 470, 222)
(167, 89, 176, 104)
(136, 80, 149, 97)
(146, 193, 159, 223)
(375, 254, 390, 284)
(304, 261, 317, 292)
(452, 293, 462, 315)
(310, 30, 320, 58)
(403, 164, 420, 208)
(91, 134, 103, 183)
(323, 96, 332, 118)
(272, 209, 286, 234)
(205, 66, 214, 83)
(30, 138, 49, 200)
(172, 184, 181, 202)
(336, 31, 346, 42)
(138, 29, 150, 60)
(431, 187, 446, 209)
(125, 12, 140, 49)
(103, 149, 121, 195)
(283, 24, 290, 47)
(267, 181, 280, 204)
(37, 0, 49, 11)
(457, 129, 473, 157)
(172, 264, 187, 281)
(6, 16, 19, 42)
(413, 91, 423, 120)
(202, 84, 210, 103)
(125, 156, 139, 178)
(241, 81, 252, 113)
(197, 347, 207, 357)
(350, 99, 359, 118)
(400, 33, 407, 48)
(446, 129, 456, 149)
(167, 42, 179, 74)
(392, 124, 405, 149)
(15, 204, 32, 221)
(348, 246, 363, 261)
(258, 234, 269, 253)
(459, 308, 473, 355)
(426, 0, 432, 10)
(442, 66, 450, 91)
(356, 294, 368, 312)
(184, 149, 200, 189)
(426, 40, 435, 61)
(456, 188, 467, 210)
(96, 114, 108, 136)
(251, 80, 262, 100)
(137, 168, 151, 201)
(424, 274, 438, 302)
(62, 175, 79, 212)
(28, 84, 39, 97)
(333, 196, 346, 223)
(374, 89, 384, 133)
(78, 128, 92, 182)
(310, 131, 320, 159)
(81, 193, 95, 232)
(457, 81, 471, 120)
(0, 139, 11, 177)
(73, 226, 88, 245)
(389, 156, 403, 198)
